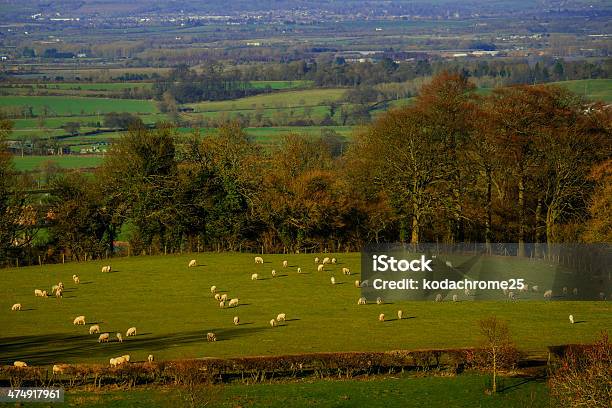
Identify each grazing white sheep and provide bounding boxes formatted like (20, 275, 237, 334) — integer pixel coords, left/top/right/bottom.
(354, 280, 361, 288)
(251, 273, 259, 280)
(317, 264, 324, 272)
(282, 260, 288, 268)
(51, 285, 59, 294)
(219, 301, 225, 308)
(11, 303, 21, 311)
(532, 285, 539, 292)
(254, 256, 264, 264)
(73, 315, 85, 325)
(562, 287, 568, 295)
(276, 313, 286, 322)
(53, 364, 69, 375)
(453, 294, 459, 302)
(330, 277, 336, 285)
(58, 282, 64, 290)
(215, 293, 222, 301)
(207, 332, 217, 342)
(271, 269, 276, 277)
(89, 325, 100, 334)
(342, 267, 350, 275)
(314, 257, 319, 263)
(445, 260, 453, 268)
(34, 289, 45, 297)
(322, 257, 330, 264)
(376, 297, 383, 305)
(331, 258, 337, 264)
(121, 354, 130, 363)
(55, 289, 63, 298)
(378, 313, 385, 322)
(544, 290, 553, 300)
(126, 327, 137, 337)
(357, 297, 366, 305)
(13, 361, 27, 368)
(101, 265, 111, 273)
(210, 286, 217, 294)
(269, 319, 277, 327)
(98, 333, 110, 343)
(73, 275, 80, 284)
(233, 316, 240, 325)
(397, 310, 403, 320)
(435, 294, 443, 302)
(109, 358, 118, 367)
(221, 294, 228, 302)
(569, 314, 574, 324)
(148, 354, 154, 363)
(116, 333, 123, 343)
(573, 288, 578, 296)
(229, 298, 239, 307)
(297, 267, 302, 274)
(188, 259, 197, 267)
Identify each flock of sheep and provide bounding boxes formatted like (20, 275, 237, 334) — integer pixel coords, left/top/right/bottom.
(9, 264, 151, 371)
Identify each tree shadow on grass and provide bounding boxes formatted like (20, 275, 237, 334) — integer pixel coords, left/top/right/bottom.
(498, 374, 546, 393)
(79, 281, 94, 285)
(0, 326, 265, 365)
(19, 308, 36, 312)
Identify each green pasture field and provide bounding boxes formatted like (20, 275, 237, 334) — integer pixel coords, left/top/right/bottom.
(62, 373, 549, 407)
(1, 252, 609, 367)
(550, 79, 612, 103)
(0, 96, 158, 116)
(1, 82, 154, 91)
(12, 155, 104, 171)
(250, 80, 314, 90)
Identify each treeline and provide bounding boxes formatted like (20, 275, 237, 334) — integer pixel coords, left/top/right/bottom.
(0, 73, 610, 264)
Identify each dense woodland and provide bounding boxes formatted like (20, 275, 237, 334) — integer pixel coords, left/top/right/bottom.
(0, 73, 610, 264)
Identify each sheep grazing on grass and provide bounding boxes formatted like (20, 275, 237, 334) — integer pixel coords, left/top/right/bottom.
(314, 257, 319, 263)
(435, 294, 443, 302)
(317, 264, 324, 272)
(453, 294, 459, 302)
(109, 358, 118, 367)
(148, 354, 154, 363)
(11, 303, 21, 311)
(58, 282, 64, 290)
(445, 260, 453, 268)
(397, 310, 403, 320)
(229, 298, 239, 307)
(215, 293, 222, 301)
(573, 288, 578, 296)
(271, 269, 276, 277)
(342, 267, 350, 275)
(330, 277, 336, 285)
(322, 257, 330, 265)
(98, 333, 110, 343)
(207, 332, 217, 342)
(358, 297, 366, 305)
(269, 319, 277, 327)
(282, 260, 288, 268)
(121, 354, 130, 363)
(13, 361, 27, 368)
(219, 301, 226, 309)
(569, 314, 574, 324)
(116, 333, 123, 343)
(354, 280, 361, 288)
(563, 287, 568, 295)
(251, 273, 259, 281)
(233, 316, 240, 325)
(210, 285, 217, 294)
(378, 313, 385, 322)
(331, 258, 337, 264)
(55, 289, 63, 298)
(53, 364, 70, 375)
(34, 289, 46, 297)
(220, 294, 228, 302)
(544, 290, 553, 300)
(376, 297, 383, 305)
(254, 256, 264, 264)
(73, 275, 80, 284)
(101, 265, 111, 273)
(73, 315, 85, 325)
(51, 285, 59, 294)
(188, 259, 197, 268)
(297, 267, 302, 274)
(89, 325, 100, 334)
(276, 313, 286, 322)
(126, 327, 137, 337)
(532, 285, 539, 292)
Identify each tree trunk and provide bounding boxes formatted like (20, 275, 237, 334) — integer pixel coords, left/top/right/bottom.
(485, 167, 492, 253)
(517, 174, 525, 257)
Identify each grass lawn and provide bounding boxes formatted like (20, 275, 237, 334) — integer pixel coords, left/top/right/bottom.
(0, 253, 609, 367)
(250, 80, 314, 90)
(61, 373, 549, 407)
(12, 155, 104, 171)
(0, 96, 158, 116)
(550, 79, 612, 103)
